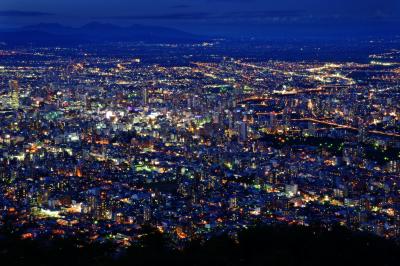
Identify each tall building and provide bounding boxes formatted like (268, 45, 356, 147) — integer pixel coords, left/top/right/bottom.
(143, 205, 151, 222)
(237, 121, 248, 143)
(88, 189, 112, 220)
(142, 87, 149, 105)
(98, 190, 111, 220)
(9, 80, 19, 109)
(229, 197, 237, 209)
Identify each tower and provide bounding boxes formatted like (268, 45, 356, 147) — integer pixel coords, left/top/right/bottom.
(142, 87, 149, 106)
(9, 80, 19, 109)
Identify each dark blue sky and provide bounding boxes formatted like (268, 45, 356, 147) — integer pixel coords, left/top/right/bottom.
(1, 0, 399, 36)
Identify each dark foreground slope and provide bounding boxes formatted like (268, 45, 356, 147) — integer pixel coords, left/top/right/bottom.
(0, 225, 399, 266)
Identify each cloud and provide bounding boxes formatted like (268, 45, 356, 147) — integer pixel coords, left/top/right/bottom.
(206, 0, 256, 2)
(101, 10, 305, 21)
(224, 10, 304, 18)
(0, 10, 53, 17)
(101, 12, 211, 20)
(171, 5, 192, 9)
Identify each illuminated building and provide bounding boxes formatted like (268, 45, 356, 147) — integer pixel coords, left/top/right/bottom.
(9, 80, 19, 109)
(237, 121, 248, 142)
(143, 205, 151, 222)
(98, 190, 112, 220)
(142, 87, 149, 105)
(229, 197, 237, 209)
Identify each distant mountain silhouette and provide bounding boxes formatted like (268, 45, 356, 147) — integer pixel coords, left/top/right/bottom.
(0, 22, 204, 45)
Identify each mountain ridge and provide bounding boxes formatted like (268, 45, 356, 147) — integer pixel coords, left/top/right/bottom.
(0, 22, 205, 45)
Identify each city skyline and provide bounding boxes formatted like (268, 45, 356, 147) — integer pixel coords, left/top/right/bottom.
(0, 1, 399, 266)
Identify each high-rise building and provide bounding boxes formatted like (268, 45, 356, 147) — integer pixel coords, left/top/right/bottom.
(142, 87, 149, 105)
(143, 205, 151, 222)
(9, 80, 20, 109)
(237, 121, 248, 142)
(229, 197, 237, 209)
(98, 190, 112, 220)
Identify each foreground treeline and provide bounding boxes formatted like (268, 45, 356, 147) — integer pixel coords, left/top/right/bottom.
(0, 225, 399, 266)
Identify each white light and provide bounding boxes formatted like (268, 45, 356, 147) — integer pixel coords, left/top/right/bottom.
(105, 111, 115, 120)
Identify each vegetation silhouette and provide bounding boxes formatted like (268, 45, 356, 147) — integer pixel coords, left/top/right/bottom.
(0, 223, 399, 266)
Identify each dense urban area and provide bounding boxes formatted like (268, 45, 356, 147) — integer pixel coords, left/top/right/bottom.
(0, 40, 399, 253)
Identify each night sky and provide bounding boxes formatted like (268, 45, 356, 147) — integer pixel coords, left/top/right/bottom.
(1, 0, 399, 36)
